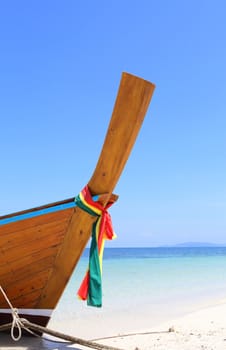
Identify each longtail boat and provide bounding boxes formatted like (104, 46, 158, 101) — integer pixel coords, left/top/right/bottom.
(0, 72, 155, 330)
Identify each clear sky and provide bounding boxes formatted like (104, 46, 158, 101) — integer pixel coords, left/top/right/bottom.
(0, 1, 225, 246)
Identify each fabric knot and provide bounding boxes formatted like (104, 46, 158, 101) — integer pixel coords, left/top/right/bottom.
(75, 185, 116, 307)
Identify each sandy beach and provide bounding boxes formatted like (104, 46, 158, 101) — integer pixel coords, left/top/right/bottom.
(1, 299, 226, 350)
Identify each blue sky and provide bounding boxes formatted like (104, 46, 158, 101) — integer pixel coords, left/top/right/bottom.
(0, 1, 225, 246)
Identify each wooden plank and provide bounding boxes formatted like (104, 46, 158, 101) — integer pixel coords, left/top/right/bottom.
(2, 270, 49, 298)
(0, 246, 59, 276)
(0, 207, 74, 235)
(0, 289, 49, 309)
(0, 230, 65, 265)
(11, 289, 46, 308)
(38, 208, 95, 308)
(0, 254, 56, 287)
(0, 218, 70, 251)
(0, 209, 80, 309)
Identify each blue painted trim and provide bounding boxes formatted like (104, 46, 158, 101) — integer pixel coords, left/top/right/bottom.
(0, 195, 99, 227)
(0, 201, 76, 226)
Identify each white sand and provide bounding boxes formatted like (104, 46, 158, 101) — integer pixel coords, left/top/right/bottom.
(99, 300, 226, 350)
(1, 300, 226, 349)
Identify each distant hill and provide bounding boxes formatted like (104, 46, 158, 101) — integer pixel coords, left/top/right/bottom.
(174, 242, 226, 248)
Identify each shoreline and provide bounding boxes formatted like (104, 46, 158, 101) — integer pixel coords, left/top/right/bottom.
(1, 298, 226, 349)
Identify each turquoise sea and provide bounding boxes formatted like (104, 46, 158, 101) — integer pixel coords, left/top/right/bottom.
(50, 247, 226, 338)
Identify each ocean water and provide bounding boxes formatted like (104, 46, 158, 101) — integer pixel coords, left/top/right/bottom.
(50, 247, 226, 337)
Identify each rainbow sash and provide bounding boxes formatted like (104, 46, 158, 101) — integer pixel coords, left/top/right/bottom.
(75, 185, 116, 307)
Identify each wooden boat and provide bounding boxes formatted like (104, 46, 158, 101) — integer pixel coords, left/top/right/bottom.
(0, 72, 155, 330)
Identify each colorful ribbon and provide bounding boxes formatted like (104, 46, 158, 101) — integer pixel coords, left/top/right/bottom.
(75, 185, 116, 307)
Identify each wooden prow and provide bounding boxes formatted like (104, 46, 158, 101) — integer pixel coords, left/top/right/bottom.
(37, 72, 155, 309)
(88, 72, 155, 199)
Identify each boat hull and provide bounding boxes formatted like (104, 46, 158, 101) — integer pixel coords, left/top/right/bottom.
(0, 309, 51, 327)
(0, 72, 155, 333)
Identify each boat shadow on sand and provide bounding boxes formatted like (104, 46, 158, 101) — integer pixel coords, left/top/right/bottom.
(0, 334, 81, 350)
